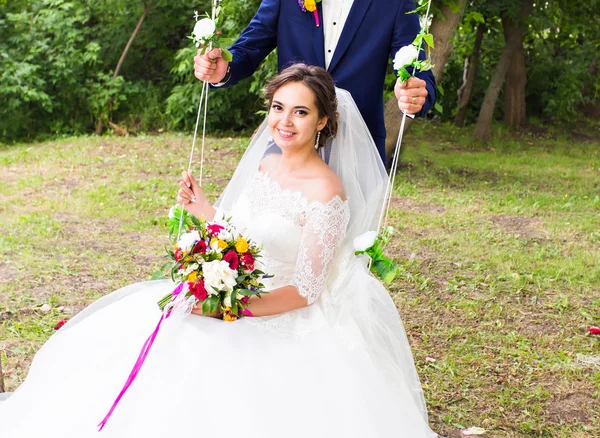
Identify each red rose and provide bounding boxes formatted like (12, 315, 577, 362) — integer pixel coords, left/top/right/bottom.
(207, 224, 224, 236)
(174, 248, 183, 262)
(193, 240, 207, 254)
(54, 319, 67, 330)
(240, 252, 255, 271)
(189, 280, 208, 301)
(241, 296, 250, 304)
(589, 327, 600, 335)
(223, 250, 239, 270)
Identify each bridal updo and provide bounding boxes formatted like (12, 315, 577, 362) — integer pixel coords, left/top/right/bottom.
(264, 63, 338, 148)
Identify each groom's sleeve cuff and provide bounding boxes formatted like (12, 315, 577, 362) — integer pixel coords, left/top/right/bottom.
(210, 66, 232, 88)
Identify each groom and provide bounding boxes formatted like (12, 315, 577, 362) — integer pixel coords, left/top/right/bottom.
(194, 0, 436, 162)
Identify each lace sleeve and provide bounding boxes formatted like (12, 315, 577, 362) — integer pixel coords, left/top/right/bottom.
(291, 197, 350, 305)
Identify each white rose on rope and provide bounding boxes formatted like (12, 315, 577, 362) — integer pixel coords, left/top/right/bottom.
(193, 18, 216, 42)
(393, 45, 419, 73)
(353, 231, 378, 252)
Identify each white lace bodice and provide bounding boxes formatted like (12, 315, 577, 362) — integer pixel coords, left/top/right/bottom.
(231, 171, 350, 304)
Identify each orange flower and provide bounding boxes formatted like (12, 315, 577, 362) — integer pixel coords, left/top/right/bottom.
(304, 0, 317, 12)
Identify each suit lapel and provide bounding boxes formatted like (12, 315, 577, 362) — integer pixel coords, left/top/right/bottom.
(312, 3, 326, 68)
(328, 0, 374, 73)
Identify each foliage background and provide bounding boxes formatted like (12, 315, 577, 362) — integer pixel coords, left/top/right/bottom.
(1, 0, 598, 143)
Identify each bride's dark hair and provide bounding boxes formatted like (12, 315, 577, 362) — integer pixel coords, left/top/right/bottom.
(264, 63, 338, 148)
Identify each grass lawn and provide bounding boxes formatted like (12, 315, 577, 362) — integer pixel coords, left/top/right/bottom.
(1, 122, 599, 437)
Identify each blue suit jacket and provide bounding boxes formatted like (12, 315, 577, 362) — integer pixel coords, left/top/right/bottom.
(223, 0, 437, 161)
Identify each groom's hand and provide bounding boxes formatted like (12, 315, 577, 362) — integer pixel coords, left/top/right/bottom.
(194, 48, 229, 83)
(395, 77, 428, 115)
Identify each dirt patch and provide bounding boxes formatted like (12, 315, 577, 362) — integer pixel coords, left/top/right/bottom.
(490, 215, 548, 240)
(547, 390, 593, 424)
(392, 197, 446, 214)
(0, 261, 18, 284)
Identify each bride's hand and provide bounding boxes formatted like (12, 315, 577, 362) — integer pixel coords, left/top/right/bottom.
(190, 302, 222, 319)
(177, 171, 209, 217)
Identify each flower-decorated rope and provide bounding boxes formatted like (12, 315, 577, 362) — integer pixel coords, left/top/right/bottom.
(355, 0, 434, 284)
(379, 0, 434, 233)
(176, 0, 232, 240)
(98, 2, 233, 431)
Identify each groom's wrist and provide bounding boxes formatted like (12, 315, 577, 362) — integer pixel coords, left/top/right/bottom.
(211, 66, 231, 88)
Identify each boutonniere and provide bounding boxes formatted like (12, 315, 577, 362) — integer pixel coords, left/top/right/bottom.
(298, 0, 322, 27)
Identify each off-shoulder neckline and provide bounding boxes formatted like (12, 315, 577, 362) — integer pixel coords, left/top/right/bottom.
(255, 171, 349, 209)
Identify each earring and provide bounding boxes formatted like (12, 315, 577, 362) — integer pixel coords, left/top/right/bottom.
(315, 131, 321, 149)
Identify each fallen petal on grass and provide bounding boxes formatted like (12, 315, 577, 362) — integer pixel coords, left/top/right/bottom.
(40, 304, 52, 313)
(461, 427, 486, 436)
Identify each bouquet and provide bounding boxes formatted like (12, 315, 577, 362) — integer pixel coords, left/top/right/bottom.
(155, 205, 271, 321)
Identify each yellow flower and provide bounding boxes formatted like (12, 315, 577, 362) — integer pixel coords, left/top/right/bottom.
(222, 306, 237, 322)
(304, 0, 317, 12)
(235, 238, 249, 253)
(210, 238, 227, 251)
(187, 271, 198, 283)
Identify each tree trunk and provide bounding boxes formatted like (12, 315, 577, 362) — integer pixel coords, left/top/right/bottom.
(384, 0, 466, 163)
(430, 0, 468, 81)
(95, 1, 153, 135)
(580, 56, 600, 117)
(474, 0, 534, 142)
(503, 17, 527, 128)
(455, 22, 485, 127)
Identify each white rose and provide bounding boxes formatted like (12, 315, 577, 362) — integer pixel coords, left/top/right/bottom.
(393, 45, 419, 71)
(178, 230, 200, 252)
(353, 231, 378, 252)
(217, 229, 232, 241)
(193, 18, 216, 41)
(203, 260, 238, 295)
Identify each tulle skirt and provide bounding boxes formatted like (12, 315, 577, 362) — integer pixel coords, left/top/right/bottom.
(0, 279, 436, 437)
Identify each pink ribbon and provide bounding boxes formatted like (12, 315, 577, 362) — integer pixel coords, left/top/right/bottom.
(98, 282, 183, 431)
(313, 10, 320, 27)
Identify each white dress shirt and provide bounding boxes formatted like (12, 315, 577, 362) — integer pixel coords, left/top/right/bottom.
(322, 0, 354, 69)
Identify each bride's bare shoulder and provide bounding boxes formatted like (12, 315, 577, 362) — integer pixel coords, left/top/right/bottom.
(304, 167, 346, 205)
(258, 154, 280, 173)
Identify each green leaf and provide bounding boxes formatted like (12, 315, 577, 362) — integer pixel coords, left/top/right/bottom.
(468, 11, 485, 24)
(373, 260, 397, 284)
(435, 102, 443, 113)
(208, 295, 220, 314)
(423, 33, 434, 49)
(221, 48, 233, 62)
(397, 67, 411, 83)
(190, 214, 203, 229)
(237, 288, 257, 297)
(202, 299, 210, 315)
(405, 3, 428, 14)
(231, 290, 238, 315)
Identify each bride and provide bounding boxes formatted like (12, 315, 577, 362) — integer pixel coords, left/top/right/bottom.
(0, 64, 436, 437)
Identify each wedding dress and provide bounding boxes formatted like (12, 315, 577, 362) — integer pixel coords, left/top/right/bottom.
(0, 90, 437, 437)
